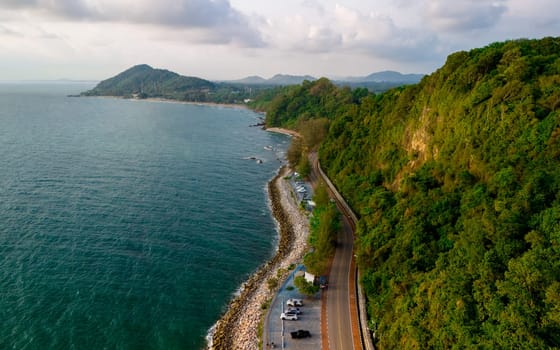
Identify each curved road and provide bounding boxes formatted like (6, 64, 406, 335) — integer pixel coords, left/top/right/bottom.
(265, 128, 365, 349)
(309, 153, 361, 350)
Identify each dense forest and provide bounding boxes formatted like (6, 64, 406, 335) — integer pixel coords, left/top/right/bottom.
(82, 64, 215, 98)
(257, 37, 560, 348)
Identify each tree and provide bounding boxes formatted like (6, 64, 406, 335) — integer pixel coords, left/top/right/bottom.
(294, 276, 320, 296)
(298, 118, 330, 150)
(286, 137, 303, 168)
(296, 155, 311, 178)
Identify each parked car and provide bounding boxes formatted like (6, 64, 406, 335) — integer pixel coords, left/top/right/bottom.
(286, 298, 303, 307)
(287, 307, 302, 314)
(290, 330, 311, 339)
(319, 275, 328, 289)
(280, 312, 298, 320)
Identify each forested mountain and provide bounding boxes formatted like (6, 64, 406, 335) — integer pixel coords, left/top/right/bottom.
(226, 71, 421, 91)
(81, 64, 273, 103)
(224, 74, 316, 86)
(227, 75, 270, 85)
(267, 74, 317, 85)
(339, 70, 424, 83)
(259, 37, 560, 348)
(82, 64, 216, 99)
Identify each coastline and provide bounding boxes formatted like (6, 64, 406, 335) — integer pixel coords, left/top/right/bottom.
(264, 127, 301, 138)
(79, 95, 250, 110)
(209, 165, 310, 350)
(141, 97, 250, 110)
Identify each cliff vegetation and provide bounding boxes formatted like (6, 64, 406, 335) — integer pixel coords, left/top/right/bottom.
(259, 37, 560, 348)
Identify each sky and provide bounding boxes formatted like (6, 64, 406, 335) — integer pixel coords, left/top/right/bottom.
(0, 0, 558, 81)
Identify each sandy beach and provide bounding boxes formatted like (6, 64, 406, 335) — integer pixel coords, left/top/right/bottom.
(264, 127, 300, 138)
(209, 163, 310, 350)
(141, 98, 250, 110)
(81, 95, 251, 110)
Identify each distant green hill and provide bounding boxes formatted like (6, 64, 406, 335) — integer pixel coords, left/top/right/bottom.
(225, 74, 317, 86)
(225, 71, 422, 92)
(81, 64, 216, 100)
(336, 70, 424, 83)
(361, 70, 424, 83)
(258, 37, 560, 348)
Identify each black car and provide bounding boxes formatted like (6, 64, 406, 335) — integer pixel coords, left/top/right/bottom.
(290, 330, 311, 339)
(319, 275, 328, 289)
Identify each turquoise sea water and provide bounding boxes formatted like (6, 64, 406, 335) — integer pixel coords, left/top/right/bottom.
(0, 83, 288, 349)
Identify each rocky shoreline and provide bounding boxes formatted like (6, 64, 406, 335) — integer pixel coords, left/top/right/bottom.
(209, 165, 310, 350)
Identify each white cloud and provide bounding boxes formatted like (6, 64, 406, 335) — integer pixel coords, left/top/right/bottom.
(425, 0, 508, 32)
(0, 24, 22, 36)
(0, 0, 264, 47)
(502, 0, 560, 36)
(300, 0, 325, 15)
(261, 3, 440, 64)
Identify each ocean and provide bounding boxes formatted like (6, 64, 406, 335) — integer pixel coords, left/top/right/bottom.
(0, 83, 288, 349)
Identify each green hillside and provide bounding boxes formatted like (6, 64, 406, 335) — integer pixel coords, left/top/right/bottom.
(82, 64, 216, 100)
(82, 64, 278, 103)
(261, 37, 560, 348)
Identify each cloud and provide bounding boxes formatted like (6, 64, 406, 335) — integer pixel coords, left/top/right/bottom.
(300, 0, 325, 15)
(299, 26, 343, 53)
(0, 0, 264, 47)
(0, 0, 37, 8)
(425, 0, 508, 31)
(0, 24, 22, 36)
(263, 3, 440, 63)
(0, 22, 62, 41)
(0, 0, 91, 17)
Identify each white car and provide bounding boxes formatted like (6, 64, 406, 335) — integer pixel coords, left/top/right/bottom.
(280, 312, 298, 320)
(286, 298, 303, 307)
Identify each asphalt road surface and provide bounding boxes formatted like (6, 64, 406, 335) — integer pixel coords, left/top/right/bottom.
(326, 215, 356, 350)
(309, 153, 358, 350)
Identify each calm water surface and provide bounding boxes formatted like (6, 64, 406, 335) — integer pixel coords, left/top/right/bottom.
(0, 83, 288, 349)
